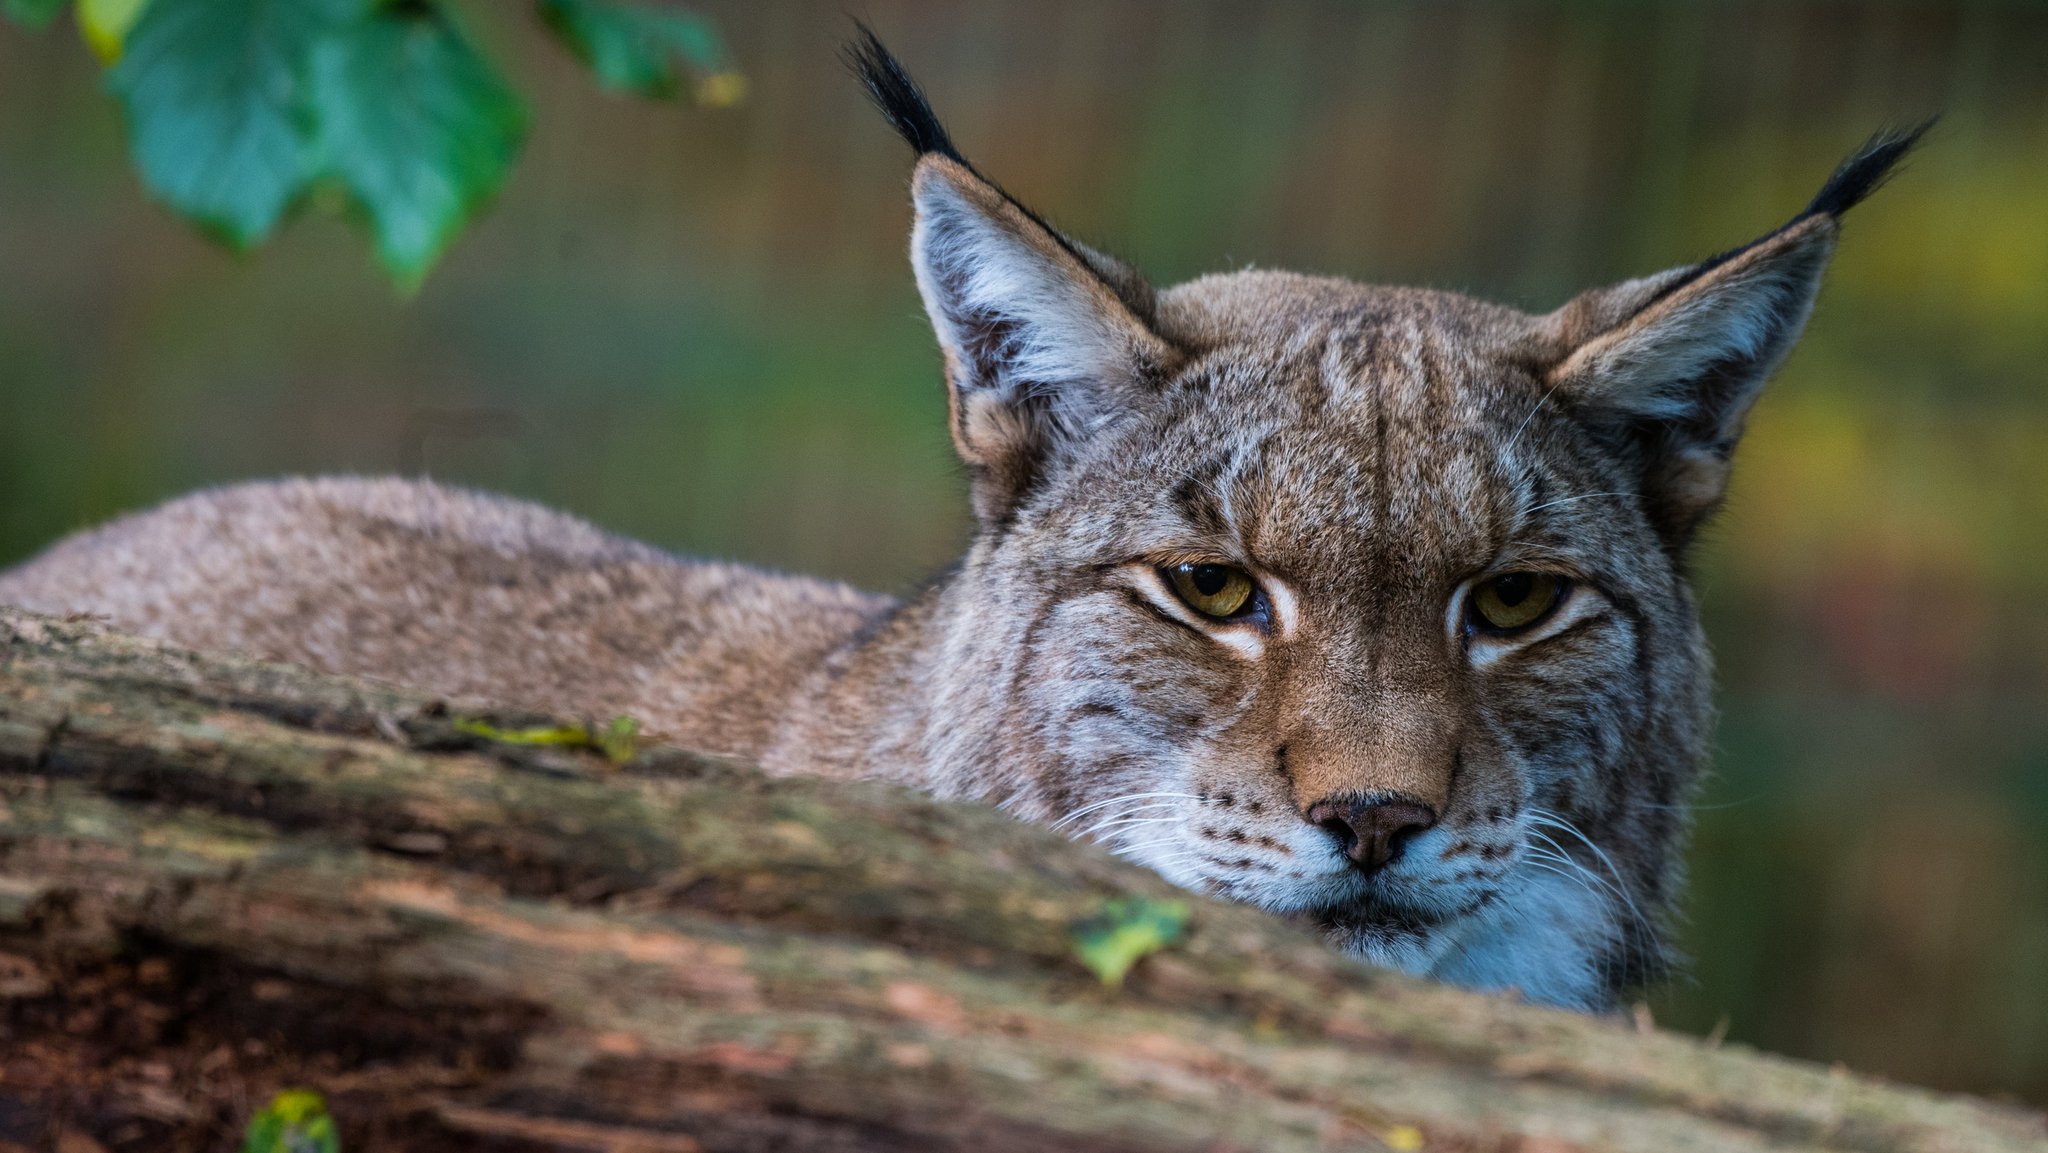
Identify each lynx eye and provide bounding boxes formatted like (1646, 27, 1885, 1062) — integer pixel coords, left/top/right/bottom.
(1469, 572, 1566, 633)
(1163, 563, 1255, 619)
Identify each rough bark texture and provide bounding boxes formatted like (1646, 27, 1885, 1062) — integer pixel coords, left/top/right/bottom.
(0, 607, 2040, 1153)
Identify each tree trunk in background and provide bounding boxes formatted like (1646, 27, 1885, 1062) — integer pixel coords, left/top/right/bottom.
(0, 608, 2040, 1153)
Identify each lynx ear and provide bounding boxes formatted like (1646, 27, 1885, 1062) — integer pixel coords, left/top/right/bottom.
(909, 160, 1176, 522)
(848, 27, 1177, 526)
(1540, 124, 1930, 548)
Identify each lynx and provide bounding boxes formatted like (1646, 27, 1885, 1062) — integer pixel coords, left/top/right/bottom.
(0, 31, 1924, 1009)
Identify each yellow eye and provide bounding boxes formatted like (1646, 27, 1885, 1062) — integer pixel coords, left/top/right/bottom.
(1164, 563, 1255, 619)
(1470, 572, 1566, 632)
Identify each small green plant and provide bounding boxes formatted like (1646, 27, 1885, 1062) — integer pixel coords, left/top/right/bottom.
(454, 713, 641, 763)
(2, 0, 738, 290)
(1070, 896, 1190, 988)
(242, 1088, 341, 1153)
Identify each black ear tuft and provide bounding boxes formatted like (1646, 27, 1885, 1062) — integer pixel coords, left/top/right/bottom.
(845, 24, 1166, 333)
(1649, 119, 1935, 301)
(1804, 118, 1937, 219)
(843, 23, 964, 165)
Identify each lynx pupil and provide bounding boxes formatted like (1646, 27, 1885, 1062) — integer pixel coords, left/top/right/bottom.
(1192, 565, 1230, 596)
(1493, 573, 1532, 606)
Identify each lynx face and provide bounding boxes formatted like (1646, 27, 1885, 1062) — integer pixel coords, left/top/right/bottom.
(851, 32, 1921, 1007)
(950, 283, 1710, 1007)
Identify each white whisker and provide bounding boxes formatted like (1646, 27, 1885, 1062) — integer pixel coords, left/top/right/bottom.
(1078, 815, 1180, 840)
(1074, 804, 1184, 839)
(1522, 813, 1655, 944)
(1527, 809, 1642, 906)
(1132, 850, 1208, 870)
(1051, 791, 1202, 830)
(1112, 835, 1193, 855)
(1526, 832, 1628, 910)
(1518, 859, 1603, 909)
(1521, 491, 1635, 517)
(1502, 377, 1565, 456)
(1640, 794, 1763, 813)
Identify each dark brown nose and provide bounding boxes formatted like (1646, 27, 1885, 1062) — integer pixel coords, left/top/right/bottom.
(1306, 796, 1438, 874)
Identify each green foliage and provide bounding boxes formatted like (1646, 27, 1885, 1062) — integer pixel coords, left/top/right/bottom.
(109, 0, 359, 251)
(453, 714, 641, 764)
(539, 0, 741, 104)
(1071, 896, 1189, 988)
(306, 4, 525, 291)
(242, 1089, 341, 1153)
(108, 0, 520, 283)
(3, 0, 733, 290)
(2, 0, 65, 28)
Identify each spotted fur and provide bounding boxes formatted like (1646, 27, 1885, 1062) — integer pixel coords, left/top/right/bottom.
(0, 36, 1926, 1009)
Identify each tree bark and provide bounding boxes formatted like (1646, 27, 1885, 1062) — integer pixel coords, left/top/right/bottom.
(0, 607, 2039, 1153)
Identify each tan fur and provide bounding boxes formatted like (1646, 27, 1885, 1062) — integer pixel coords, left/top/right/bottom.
(0, 478, 884, 764)
(0, 104, 1904, 1008)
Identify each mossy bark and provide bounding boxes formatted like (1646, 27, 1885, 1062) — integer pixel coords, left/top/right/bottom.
(0, 608, 2040, 1152)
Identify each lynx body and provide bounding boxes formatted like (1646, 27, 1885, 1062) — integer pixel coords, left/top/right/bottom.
(0, 35, 1924, 1009)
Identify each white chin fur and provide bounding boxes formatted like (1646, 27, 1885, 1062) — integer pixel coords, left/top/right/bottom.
(1414, 867, 1615, 1010)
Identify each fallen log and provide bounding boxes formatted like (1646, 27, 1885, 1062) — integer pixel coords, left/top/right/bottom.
(0, 607, 2040, 1152)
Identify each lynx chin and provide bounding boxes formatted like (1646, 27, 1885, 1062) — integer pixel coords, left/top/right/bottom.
(0, 31, 1927, 1011)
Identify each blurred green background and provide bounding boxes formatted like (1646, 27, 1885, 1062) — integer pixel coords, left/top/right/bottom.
(4, 0, 2046, 1104)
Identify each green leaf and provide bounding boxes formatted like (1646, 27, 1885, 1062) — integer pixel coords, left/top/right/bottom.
(306, 3, 526, 290)
(108, 0, 359, 249)
(452, 714, 640, 764)
(1, 0, 68, 29)
(594, 714, 640, 763)
(241, 1088, 341, 1153)
(538, 0, 740, 104)
(1071, 897, 1190, 988)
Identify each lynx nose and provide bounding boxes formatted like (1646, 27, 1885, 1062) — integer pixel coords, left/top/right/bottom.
(1306, 796, 1438, 874)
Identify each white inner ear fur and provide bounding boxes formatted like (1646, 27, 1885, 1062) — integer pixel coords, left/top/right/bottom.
(909, 162, 1157, 435)
(1549, 218, 1836, 430)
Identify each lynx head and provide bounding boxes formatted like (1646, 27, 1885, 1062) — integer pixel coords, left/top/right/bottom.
(850, 30, 1925, 1009)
